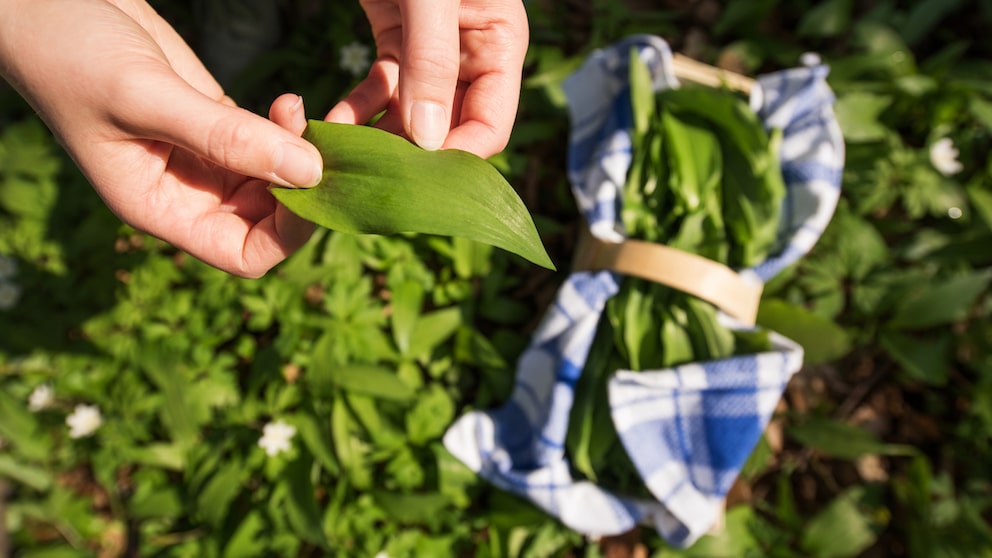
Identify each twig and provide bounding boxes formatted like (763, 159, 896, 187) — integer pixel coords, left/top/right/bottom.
(671, 53, 755, 94)
(835, 362, 892, 420)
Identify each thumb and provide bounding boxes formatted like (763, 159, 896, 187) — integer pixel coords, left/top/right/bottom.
(399, 0, 460, 151)
(131, 71, 323, 187)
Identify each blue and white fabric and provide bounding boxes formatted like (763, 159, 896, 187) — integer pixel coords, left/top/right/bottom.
(444, 35, 845, 548)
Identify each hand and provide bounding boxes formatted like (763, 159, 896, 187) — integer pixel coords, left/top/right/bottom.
(327, 0, 529, 159)
(0, 0, 328, 278)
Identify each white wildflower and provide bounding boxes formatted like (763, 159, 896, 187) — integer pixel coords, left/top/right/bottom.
(948, 206, 963, 219)
(0, 281, 20, 311)
(66, 404, 103, 438)
(28, 384, 55, 412)
(258, 419, 297, 457)
(800, 51, 822, 67)
(930, 137, 963, 176)
(340, 41, 372, 77)
(0, 255, 16, 280)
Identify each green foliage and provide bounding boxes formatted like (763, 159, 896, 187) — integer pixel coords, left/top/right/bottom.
(2, 0, 992, 556)
(272, 121, 555, 270)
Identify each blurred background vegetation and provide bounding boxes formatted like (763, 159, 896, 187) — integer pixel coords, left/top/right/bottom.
(0, 0, 990, 556)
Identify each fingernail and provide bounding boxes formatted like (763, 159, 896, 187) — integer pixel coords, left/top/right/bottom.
(290, 95, 304, 114)
(410, 100, 447, 151)
(273, 142, 322, 188)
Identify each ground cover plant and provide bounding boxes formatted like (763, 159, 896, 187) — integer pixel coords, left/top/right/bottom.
(0, 0, 990, 556)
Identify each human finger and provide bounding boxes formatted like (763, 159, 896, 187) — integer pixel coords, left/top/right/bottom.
(123, 68, 324, 188)
(325, 57, 400, 126)
(397, 0, 461, 151)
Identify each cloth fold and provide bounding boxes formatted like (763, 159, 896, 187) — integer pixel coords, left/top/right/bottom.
(444, 35, 845, 547)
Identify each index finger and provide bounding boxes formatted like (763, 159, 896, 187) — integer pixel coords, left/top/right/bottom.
(399, 0, 461, 151)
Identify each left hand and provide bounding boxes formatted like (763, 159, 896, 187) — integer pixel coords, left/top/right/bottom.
(0, 0, 330, 278)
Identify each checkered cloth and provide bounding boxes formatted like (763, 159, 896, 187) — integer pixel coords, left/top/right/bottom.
(444, 35, 845, 547)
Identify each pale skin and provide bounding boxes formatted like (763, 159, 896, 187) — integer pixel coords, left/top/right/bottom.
(0, 0, 528, 278)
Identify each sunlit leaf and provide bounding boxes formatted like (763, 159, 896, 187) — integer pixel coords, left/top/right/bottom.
(757, 299, 851, 364)
(390, 280, 424, 355)
(315, 364, 415, 402)
(126, 443, 186, 471)
(0, 390, 49, 462)
(834, 92, 892, 142)
(800, 487, 880, 558)
(0, 454, 52, 491)
(405, 384, 456, 446)
(406, 307, 462, 359)
(223, 512, 266, 558)
(671, 506, 763, 558)
(271, 121, 555, 270)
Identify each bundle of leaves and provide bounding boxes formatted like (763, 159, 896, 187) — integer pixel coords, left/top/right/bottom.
(566, 53, 787, 498)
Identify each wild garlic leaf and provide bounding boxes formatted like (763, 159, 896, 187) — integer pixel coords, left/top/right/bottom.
(271, 121, 555, 270)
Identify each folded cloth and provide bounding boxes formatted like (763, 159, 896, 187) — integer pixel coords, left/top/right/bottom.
(444, 34, 845, 547)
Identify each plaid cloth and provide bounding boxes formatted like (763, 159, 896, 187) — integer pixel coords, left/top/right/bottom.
(444, 35, 845, 547)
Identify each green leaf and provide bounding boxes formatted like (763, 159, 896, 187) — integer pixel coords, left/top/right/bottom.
(968, 96, 992, 131)
(797, 0, 852, 38)
(223, 511, 266, 558)
(292, 409, 339, 475)
(787, 417, 916, 460)
(129, 485, 183, 520)
(967, 183, 992, 229)
(0, 390, 49, 462)
(344, 392, 405, 448)
(271, 121, 554, 270)
(900, 0, 965, 46)
(628, 47, 656, 138)
(126, 443, 186, 471)
(283, 452, 330, 549)
(197, 459, 243, 527)
(313, 364, 415, 402)
(390, 280, 424, 355)
(141, 352, 204, 450)
(434, 444, 479, 509)
(800, 487, 879, 558)
(0, 176, 57, 219)
(405, 384, 456, 446)
(834, 92, 892, 143)
(373, 491, 450, 527)
(879, 330, 951, 386)
(757, 299, 851, 364)
(888, 269, 992, 329)
(406, 307, 462, 359)
(331, 394, 372, 490)
(451, 236, 493, 279)
(0, 454, 52, 491)
(676, 506, 763, 558)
